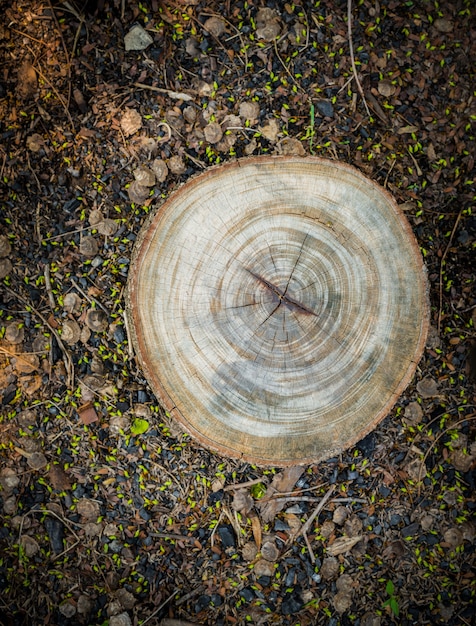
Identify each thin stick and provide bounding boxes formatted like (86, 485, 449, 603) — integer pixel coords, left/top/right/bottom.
(4, 286, 74, 388)
(438, 208, 464, 333)
(140, 587, 180, 626)
(223, 477, 269, 491)
(44, 263, 56, 310)
(70, 278, 110, 315)
(298, 485, 336, 538)
(347, 0, 371, 117)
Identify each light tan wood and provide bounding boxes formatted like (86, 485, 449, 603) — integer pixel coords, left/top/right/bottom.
(126, 156, 429, 465)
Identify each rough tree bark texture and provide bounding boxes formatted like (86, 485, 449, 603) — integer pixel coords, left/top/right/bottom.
(126, 156, 429, 465)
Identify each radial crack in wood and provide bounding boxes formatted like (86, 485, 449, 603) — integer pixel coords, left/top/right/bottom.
(126, 156, 429, 465)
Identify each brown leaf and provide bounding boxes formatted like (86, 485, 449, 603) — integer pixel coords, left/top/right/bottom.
(49, 465, 72, 491)
(232, 489, 253, 515)
(258, 466, 304, 522)
(78, 402, 99, 425)
(250, 515, 262, 551)
(326, 535, 363, 556)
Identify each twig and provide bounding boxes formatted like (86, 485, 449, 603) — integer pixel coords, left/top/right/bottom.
(347, 0, 371, 117)
(296, 485, 336, 563)
(70, 278, 110, 315)
(438, 208, 464, 333)
(149, 532, 196, 542)
(298, 485, 336, 539)
(47, 0, 73, 115)
(140, 588, 180, 625)
(4, 286, 74, 388)
(133, 82, 194, 101)
(418, 414, 476, 493)
(223, 477, 269, 491)
(44, 263, 56, 310)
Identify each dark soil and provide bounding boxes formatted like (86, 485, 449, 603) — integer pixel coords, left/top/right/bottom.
(0, 1, 475, 625)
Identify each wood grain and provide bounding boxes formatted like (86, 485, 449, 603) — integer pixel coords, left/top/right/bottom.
(126, 156, 429, 465)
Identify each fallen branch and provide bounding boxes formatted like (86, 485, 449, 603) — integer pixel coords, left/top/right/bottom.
(347, 0, 371, 118)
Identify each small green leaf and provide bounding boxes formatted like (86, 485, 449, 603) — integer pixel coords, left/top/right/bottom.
(385, 580, 395, 596)
(131, 418, 149, 435)
(390, 597, 399, 616)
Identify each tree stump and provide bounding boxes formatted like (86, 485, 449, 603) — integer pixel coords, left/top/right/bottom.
(126, 156, 429, 465)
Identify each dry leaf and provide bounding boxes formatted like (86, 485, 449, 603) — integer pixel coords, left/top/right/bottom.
(232, 489, 253, 515)
(49, 465, 72, 491)
(326, 535, 363, 556)
(258, 466, 304, 523)
(121, 108, 142, 137)
(416, 377, 439, 398)
(250, 515, 262, 551)
(78, 402, 99, 425)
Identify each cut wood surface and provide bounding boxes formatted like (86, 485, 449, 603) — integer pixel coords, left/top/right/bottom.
(126, 156, 429, 465)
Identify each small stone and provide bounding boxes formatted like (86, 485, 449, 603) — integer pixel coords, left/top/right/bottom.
(281, 593, 303, 614)
(320, 519, 336, 538)
(0, 258, 12, 279)
(278, 137, 306, 156)
(204, 121, 223, 144)
(320, 556, 339, 581)
(203, 16, 226, 37)
(80, 236, 99, 257)
(443, 527, 463, 548)
(242, 541, 258, 561)
(377, 79, 396, 97)
(63, 292, 82, 314)
(61, 320, 81, 345)
(256, 8, 281, 41)
(150, 158, 168, 182)
(416, 377, 439, 398)
(127, 180, 150, 205)
(0, 235, 11, 257)
(316, 99, 334, 118)
(3, 496, 17, 515)
(239, 101, 260, 121)
(124, 24, 153, 51)
(85, 309, 108, 333)
(5, 321, 24, 344)
(261, 540, 279, 561)
(434, 18, 453, 33)
(0, 467, 20, 491)
(27, 452, 47, 470)
(109, 612, 132, 626)
(333, 506, 348, 526)
(168, 155, 186, 175)
(333, 590, 353, 614)
(59, 601, 76, 618)
(76, 497, 100, 521)
(133, 165, 156, 187)
(17, 409, 37, 427)
(20, 535, 40, 557)
(404, 401, 423, 424)
(115, 588, 136, 610)
(253, 558, 275, 577)
(77, 595, 93, 615)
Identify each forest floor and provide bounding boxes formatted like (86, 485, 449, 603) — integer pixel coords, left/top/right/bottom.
(0, 1, 475, 625)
